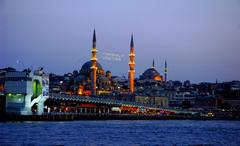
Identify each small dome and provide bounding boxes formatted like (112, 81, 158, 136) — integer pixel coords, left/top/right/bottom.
(79, 60, 103, 76)
(97, 75, 111, 89)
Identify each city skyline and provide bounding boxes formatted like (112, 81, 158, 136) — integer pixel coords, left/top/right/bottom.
(1, 0, 240, 83)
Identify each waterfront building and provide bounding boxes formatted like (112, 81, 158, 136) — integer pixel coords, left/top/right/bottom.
(194, 96, 217, 110)
(173, 91, 196, 109)
(111, 76, 129, 92)
(135, 95, 169, 108)
(0, 67, 16, 95)
(49, 73, 64, 93)
(4, 68, 49, 115)
(0, 67, 16, 116)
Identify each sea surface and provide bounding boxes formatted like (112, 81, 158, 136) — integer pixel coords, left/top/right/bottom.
(0, 120, 240, 145)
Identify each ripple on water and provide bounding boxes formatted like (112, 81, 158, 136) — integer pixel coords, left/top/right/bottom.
(0, 120, 240, 145)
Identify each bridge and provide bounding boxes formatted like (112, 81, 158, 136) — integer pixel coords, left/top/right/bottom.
(45, 93, 194, 115)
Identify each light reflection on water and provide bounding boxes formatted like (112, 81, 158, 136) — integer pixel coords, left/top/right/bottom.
(0, 120, 240, 145)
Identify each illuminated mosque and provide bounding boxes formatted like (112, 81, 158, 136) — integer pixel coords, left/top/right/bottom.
(140, 60, 164, 81)
(72, 29, 165, 96)
(76, 30, 112, 96)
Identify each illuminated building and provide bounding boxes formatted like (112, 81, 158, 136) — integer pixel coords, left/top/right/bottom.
(0, 67, 16, 116)
(76, 30, 111, 96)
(91, 29, 98, 95)
(140, 59, 163, 81)
(77, 60, 110, 96)
(129, 34, 135, 94)
(4, 68, 49, 115)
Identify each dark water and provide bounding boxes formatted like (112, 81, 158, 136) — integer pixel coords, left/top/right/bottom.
(0, 120, 240, 145)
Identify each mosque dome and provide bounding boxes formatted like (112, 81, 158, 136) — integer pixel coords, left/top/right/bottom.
(79, 60, 104, 76)
(140, 60, 163, 81)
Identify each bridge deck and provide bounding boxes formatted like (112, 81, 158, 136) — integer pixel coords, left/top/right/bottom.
(48, 93, 195, 114)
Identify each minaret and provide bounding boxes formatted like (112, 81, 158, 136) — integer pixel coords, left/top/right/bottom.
(164, 60, 167, 82)
(152, 59, 155, 68)
(129, 34, 135, 94)
(91, 29, 98, 96)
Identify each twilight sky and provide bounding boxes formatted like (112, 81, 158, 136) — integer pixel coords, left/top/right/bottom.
(1, 0, 240, 83)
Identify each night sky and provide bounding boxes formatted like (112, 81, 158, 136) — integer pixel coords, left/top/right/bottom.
(1, 0, 240, 83)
